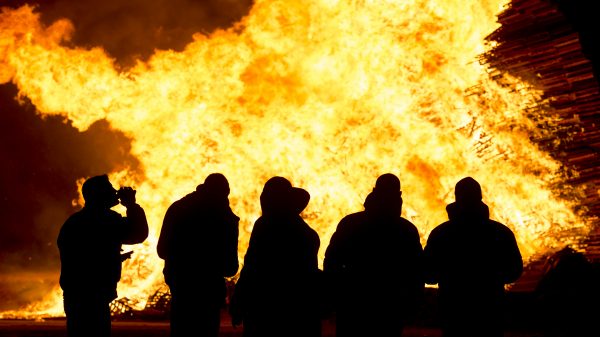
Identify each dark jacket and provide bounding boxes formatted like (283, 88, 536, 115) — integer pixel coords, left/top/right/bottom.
(324, 192, 423, 319)
(423, 201, 522, 336)
(157, 189, 239, 291)
(231, 214, 321, 337)
(57, 204, 148, 301)
(424, 201, 522, 293)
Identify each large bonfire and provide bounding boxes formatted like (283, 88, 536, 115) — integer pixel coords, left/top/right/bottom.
(0, 0, 590, 317)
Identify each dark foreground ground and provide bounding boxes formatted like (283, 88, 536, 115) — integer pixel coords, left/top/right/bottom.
(0, 319, 547, 337)
(0, 289, 581, 337)
(0, 306, 558, 337)
(0, 290, 558, 337)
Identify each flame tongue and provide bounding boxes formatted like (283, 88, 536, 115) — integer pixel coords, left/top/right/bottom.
(0, 0, 590, 317)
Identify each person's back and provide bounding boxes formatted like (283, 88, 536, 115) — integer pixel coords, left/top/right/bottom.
(424, 177, 522, 337)
(230, 177, 321, 337)
(243, 214, 319, 279)
(324, 174, 423, 337)
(241, 214, 320, 335)
(158, 188, 239, 288)
(59, 207, 130, 300)
(157, 173, 239, 337)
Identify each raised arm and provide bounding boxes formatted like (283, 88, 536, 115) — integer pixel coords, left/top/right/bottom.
(117, 187, 148, 245)
(121, 203, 149, 244)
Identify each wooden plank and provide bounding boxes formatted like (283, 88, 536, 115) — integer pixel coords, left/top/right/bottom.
(482, 0, 600, 280)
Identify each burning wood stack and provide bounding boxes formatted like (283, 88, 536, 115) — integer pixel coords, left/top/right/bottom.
(482, 0, 600, 289)
(484, 0, 600, 222)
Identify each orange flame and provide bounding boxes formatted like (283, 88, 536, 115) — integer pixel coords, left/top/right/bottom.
(0, 0, 591, 317)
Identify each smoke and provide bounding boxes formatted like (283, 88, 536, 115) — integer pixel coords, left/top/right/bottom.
(0, 82, 140, 274)
(3, 0, 254, 66)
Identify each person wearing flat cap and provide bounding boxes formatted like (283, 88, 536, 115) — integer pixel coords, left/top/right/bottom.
(324, 173, 424, 337)
(230, 176, 321, 337)
(423, 177, 523, 337)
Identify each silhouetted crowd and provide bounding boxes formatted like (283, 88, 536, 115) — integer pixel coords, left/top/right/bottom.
(65, 172, 600, 337)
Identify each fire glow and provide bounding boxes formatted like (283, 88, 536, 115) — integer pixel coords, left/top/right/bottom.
(0, 0, 590, 317)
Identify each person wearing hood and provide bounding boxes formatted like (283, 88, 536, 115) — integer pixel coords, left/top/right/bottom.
(230, 176, 321, 337)
(423, 177, 523, 337)
(324, 173, 423, 337)
(157, 173, 240, 337)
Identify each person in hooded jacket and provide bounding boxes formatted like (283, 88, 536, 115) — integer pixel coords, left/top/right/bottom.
(324, 173, 423, 337)
(157, 173, 239, 337)
(423, 177, 523, 337)
(230, 176, 321, 337)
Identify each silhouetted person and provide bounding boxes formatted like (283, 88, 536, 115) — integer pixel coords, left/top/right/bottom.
(157, 173, 239, 337)
(230, 176, 321, 337)
(324, 173, 423, 337)
(57, 174, 148, 337)
(423, 177, 523, 337)
(535, 247, 600, 337)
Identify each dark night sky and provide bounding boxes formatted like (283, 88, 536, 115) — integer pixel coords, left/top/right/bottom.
(0, 0, 597, 310)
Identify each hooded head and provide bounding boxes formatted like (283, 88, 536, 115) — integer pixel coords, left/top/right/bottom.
(446, 177, 489, 221)
(454, 177, 482, 205)
(260, 176, 310, 216)
(82, 174, 119, 209)
(202, 173, 230, 199)
(364, 173, 402, 217)
(192, 173, 231, 208)
(374, 173, 401, 194)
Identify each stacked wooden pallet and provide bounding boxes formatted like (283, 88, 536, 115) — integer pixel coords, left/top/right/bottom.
(483, 0, 600, 267)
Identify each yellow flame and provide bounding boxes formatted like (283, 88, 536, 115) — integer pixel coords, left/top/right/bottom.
(0, 0, 591, 317)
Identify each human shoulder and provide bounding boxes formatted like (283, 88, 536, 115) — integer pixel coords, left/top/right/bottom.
(165, 193, 195, 215)
(62, 207, 111, 227)
(392, 218, 420, 244)
(59, 210, 84, 236)
(58, 208, 108, 244)
(338, 211, 368, 228)
(63, 209, 85, 223)
(225, 205, 240, 222)
(398, 217, 419, 234)
(91, 209, 125, 225)
(250, 216, 268, 233)
(170, 193, 193, 209)
(301, 218, 320, 243)
(488, 219, 516, 237)
(427, 220, 453, 240)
